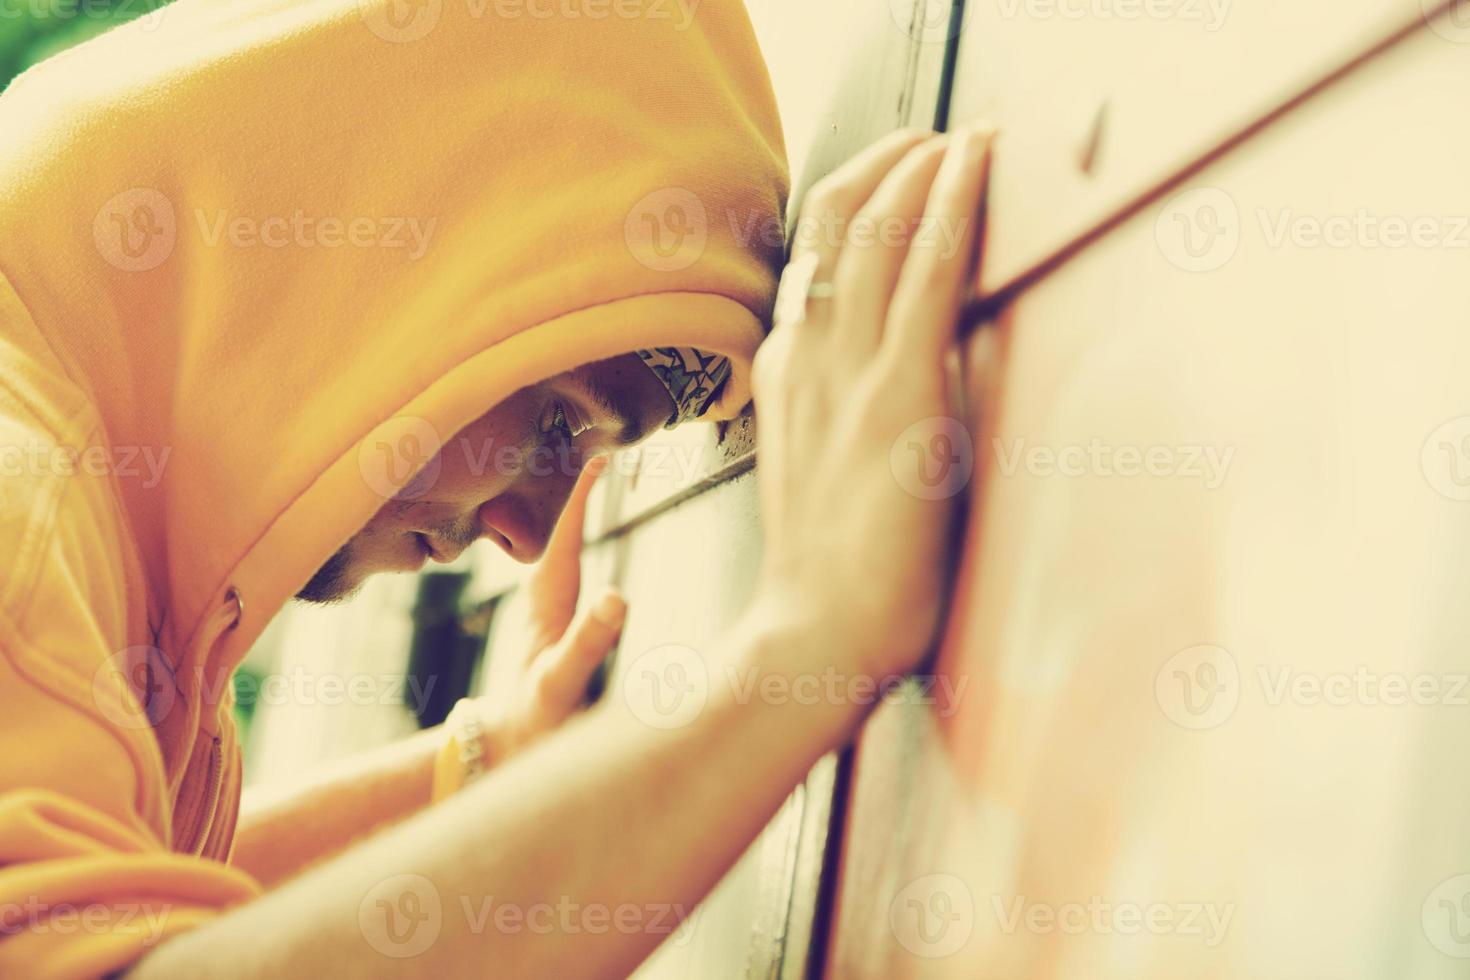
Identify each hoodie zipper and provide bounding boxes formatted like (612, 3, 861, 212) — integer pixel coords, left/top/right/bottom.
(189, 733, 223, 856)
(184, 586, 243, 856)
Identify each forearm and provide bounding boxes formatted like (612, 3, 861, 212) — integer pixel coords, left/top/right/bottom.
(130, 617, 856, 979)
(230, 725, 442, 888)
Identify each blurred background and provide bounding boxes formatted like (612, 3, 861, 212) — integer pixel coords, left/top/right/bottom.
(0, 0, 170, 90)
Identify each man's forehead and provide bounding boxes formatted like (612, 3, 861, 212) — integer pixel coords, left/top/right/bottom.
(578, 365, 646, 446)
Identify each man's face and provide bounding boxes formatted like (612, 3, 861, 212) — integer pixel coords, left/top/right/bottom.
(297, 353, 673, 603)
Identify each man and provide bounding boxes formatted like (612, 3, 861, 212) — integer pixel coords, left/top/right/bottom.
(0, 0, 988, 974)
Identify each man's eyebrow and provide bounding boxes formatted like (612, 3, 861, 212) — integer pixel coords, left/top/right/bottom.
(580, 371, 644, 446)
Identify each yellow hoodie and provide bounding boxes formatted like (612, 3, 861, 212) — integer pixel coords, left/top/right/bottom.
(0, 0, 787, 973)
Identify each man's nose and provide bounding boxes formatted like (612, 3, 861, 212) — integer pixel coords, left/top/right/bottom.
(475, 477, 577, 564)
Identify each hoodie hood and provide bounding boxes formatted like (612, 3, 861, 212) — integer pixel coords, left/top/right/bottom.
(0, 0, 788, 706)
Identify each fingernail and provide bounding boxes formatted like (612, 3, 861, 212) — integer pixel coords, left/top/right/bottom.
(954, 120, 995, 141)
(592, 591, 626, 629)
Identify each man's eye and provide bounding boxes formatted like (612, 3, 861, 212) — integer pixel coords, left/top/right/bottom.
(542, 398, 590, 443)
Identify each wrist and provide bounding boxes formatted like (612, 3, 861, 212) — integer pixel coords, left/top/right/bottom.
(722, 602, 872, 753)
(740, 585, 828, 660)
(432, 698, 508, 800)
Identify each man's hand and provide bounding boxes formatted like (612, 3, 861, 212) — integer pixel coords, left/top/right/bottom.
(468, 455, 626, 764)
(748, 126, 992, 683)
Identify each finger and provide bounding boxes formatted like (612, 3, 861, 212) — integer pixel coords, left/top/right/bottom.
(748, 325, 795, 512)
(786, 129, 934, 314)
(831, 136, 951, 353)
(536, 589, 627, 709)
(527, 454, 608, 640)
(541, 452, 605, 570)
(884, 126, 995, 362)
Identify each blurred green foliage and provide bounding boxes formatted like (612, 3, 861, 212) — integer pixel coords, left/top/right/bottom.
(0, 0, 174, 92)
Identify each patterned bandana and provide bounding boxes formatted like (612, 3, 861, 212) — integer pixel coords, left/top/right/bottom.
(635, 347, 732, 427)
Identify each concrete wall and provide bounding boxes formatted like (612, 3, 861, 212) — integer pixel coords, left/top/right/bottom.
(824, 5, 1470, 977)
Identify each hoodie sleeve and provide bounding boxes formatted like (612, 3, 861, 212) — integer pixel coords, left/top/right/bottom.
(0, 410, 261, 978)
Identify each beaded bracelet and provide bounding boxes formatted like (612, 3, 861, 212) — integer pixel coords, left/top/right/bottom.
(429, 693, 490, 799)
(446, 698, 489, 788)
